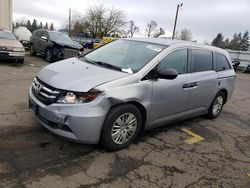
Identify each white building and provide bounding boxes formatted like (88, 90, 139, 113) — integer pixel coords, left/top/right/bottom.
(0, 0, 13, 31)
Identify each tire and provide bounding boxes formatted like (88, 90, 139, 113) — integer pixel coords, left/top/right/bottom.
(100, 104, 142, 151)
(30, 44, 36, 56)
(207, 91, 225, 119)
(18, 59, 24, 64)
(45, 48, 54, 63)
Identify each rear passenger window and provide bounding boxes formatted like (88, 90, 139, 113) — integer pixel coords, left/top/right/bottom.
(191, 49, 213, 72)
(215, 53, 231, 71)
(158, 49, 188, 74)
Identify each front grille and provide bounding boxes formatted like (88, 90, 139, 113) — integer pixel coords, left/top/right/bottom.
(32, 77, 62, 105)
(64, 48, 79, 58)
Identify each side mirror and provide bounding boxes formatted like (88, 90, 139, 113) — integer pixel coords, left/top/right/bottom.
(41, 36, 47, 41)
(157, 68, 178, 80)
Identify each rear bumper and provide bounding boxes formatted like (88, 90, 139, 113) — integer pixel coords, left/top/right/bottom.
(0, 51, 25, 60)
(28, 87, 109, 144)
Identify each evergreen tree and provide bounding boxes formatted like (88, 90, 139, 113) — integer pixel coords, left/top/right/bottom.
(49, 23, 54, 31)
(31, 19, 38, 32)
(38, 22, 43, 29)
(44, 22, 48, 30)
(239, 31, 249, 51)
(26, 20, 32, 32)
(224, 38, 230, 49)
(212, 33, 225, 48)
(228, 33, 240, 50)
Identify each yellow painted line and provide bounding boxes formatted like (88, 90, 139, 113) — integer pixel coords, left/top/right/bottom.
(247, 173, 250, 177)
(181, 128, 205, 144)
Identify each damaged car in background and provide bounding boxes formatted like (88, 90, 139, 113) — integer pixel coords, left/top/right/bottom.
(29, 29, 83, 62)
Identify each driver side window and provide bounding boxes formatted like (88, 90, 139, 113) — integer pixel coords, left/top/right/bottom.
(158, 49, 188, 74)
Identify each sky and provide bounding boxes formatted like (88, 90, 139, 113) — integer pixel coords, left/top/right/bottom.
(13, 0, 250, 43)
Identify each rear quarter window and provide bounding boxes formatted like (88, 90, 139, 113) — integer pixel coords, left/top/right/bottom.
(191, 49, 213, 73)
(215, 53, 231, 71)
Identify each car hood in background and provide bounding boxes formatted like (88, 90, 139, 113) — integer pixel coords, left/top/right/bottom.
(0, 39, 23, 48)
(52, 41, 83, 50)
(37, 58, 129, 92)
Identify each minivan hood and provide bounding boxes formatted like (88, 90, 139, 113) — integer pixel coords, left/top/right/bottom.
(37, 58, 129, 92)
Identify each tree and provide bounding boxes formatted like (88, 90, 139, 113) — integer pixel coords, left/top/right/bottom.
(26, 20, 32, 32)
(178, 29, 192, 41)
(15, 22, 20, 28)
(49, 23, 54, 31)
(79, 5, 126, 38)
(44, 22, 48, 30)
(127, 20, 139, 37)
(228, 33, 241, 50)
(154, 27, 165, 38)
(212, 33, 224, 48)
(145, 20, 157, 37)
(38, 22, 43, 29)
(239, 31, 249, 51)
(31, 19, 38, 32)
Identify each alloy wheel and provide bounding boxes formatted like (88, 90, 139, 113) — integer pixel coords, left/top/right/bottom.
(212, 96, 224, 116)
(111, 113, 137, 145)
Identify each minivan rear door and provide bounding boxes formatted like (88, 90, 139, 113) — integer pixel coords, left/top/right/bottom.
(187, 49, 217, 112)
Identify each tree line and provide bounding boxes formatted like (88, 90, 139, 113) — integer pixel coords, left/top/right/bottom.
(212, 31, 249, 51)
(69, 5, 193, 41)
(13, 19, 54, 33)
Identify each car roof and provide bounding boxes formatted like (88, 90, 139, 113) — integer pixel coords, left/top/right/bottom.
(125, 37, 227, 54)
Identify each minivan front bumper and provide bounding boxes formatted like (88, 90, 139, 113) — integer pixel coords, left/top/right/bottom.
(28, 87, 109, 144)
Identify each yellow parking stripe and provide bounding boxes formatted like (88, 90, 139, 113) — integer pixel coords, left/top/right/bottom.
(181, 128, 205, 144)
(247, 173, 250, 177)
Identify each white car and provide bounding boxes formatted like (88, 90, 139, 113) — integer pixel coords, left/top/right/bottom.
(14, 26, 32, 48)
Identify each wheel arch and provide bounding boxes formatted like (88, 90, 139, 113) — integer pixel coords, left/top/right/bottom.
(219, 88, 228, 103)
(109, 100, 148, 132)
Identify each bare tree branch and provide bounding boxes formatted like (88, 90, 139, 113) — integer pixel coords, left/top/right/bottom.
(145, 20, 157, 37)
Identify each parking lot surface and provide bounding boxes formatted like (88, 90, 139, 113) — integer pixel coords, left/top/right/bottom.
(0, 54, 250, 188)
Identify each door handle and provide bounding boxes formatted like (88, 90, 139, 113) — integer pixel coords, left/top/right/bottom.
(182, 82, 198, 89)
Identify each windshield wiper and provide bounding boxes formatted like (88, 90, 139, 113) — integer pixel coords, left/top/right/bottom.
(92, 61, 122, 71)
(81, 56, 123, 72)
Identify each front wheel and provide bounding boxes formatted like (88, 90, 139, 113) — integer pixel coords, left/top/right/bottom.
(100, 104, 142, 151)
(45, 48, 54, 63)
(18, 59, 24, 64)
(207, 91, 225, 119)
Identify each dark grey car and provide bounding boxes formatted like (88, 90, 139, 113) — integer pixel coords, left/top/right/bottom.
(30, 29, 83, 62)
(29, 38, 236, 150)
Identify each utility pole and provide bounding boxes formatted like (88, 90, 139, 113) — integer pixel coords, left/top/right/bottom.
(68, 8, 71, 37)
(172, 3, 183, 39)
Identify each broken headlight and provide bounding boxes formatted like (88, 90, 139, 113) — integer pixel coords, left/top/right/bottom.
(57, 89, 102, 104)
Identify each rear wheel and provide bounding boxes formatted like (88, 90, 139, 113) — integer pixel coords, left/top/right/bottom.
(207, 91, 225, 119)
(30, 44, 36, 56)
(100, 104, 142, 150)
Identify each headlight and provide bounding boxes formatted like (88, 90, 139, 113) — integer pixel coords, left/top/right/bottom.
(57, 90, 102, 104)
(12, 47, 25, 52)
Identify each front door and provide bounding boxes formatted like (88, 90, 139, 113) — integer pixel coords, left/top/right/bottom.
(150, 49, 190, 126)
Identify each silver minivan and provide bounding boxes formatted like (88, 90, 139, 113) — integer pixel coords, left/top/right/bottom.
(29, 38, 235, 150)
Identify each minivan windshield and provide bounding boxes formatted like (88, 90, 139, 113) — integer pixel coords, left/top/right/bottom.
(0, 31, 17, 40)
(83, 40, 166, 73)
(49, 32, 74, 43)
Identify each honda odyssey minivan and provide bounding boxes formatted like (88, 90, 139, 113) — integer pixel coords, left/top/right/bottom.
(29, 38, 235, 150)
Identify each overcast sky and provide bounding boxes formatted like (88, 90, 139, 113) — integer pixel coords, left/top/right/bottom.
(13, 0, 250, 43)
